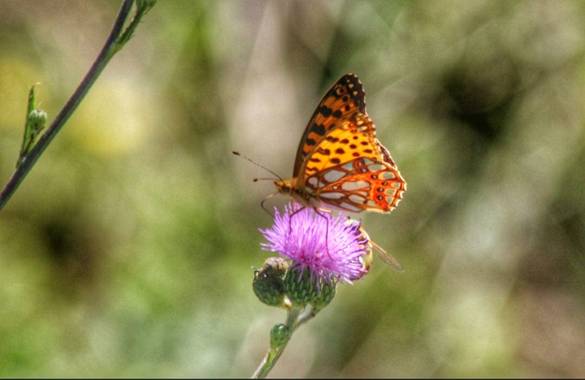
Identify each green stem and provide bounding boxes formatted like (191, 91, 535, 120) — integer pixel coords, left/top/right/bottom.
(0, 0, 154, 211)
(251, 307, 318, 379)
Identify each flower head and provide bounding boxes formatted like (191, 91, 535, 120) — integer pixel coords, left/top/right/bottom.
(260, 202, 370, 284)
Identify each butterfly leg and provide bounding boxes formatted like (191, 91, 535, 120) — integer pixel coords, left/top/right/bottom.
(312, 207, 333, 257)
(287, 205, 307, 242)
(287, 204, 333, 257)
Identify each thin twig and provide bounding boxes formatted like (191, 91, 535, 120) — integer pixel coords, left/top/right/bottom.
(251, 307, 318, 378)
(0, 0, 153, 211)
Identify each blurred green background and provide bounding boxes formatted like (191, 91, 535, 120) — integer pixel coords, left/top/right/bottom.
(1, 0, 585, 377)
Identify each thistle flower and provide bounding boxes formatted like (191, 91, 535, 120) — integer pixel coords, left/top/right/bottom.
(259, 202, 370, 284)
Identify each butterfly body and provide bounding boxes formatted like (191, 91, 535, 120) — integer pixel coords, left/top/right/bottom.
(276, 73, 406, 214)
(274, 178, 313, 205)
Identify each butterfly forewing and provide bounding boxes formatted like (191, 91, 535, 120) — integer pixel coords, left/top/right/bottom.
(293, 74, 366, 177)
(299, 112, 383, 178)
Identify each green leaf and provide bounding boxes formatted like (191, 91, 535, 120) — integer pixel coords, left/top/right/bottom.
(17, 85, 47, 168)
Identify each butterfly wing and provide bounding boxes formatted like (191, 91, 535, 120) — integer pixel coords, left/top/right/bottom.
(293, 73, 366, 177)
(305, 156, 406, 213)
(291, 73, 406, 213)
(298, 111, 406, 212)
(298, 112, 384, 175)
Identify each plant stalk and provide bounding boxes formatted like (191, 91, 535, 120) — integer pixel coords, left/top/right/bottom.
(0, 0, 152, 210)
(251, 307, 318, 378)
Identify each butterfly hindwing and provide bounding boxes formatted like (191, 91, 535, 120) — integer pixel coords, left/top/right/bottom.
(293, 74, 366, 177)
(304, 157, 406, 213)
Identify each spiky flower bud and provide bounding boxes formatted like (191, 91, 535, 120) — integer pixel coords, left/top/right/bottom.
(253, 257, 290, 307)
(283, 267, 320, 307)
(310, 280, 336, 312)
(270, 323, 290, 349)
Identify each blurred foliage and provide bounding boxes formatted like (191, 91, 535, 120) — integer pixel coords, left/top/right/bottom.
(1, 0, 585, 377)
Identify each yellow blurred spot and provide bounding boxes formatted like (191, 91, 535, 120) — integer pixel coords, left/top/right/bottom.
(67, 78, 153, 156)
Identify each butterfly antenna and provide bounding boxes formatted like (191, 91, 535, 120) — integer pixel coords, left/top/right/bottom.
(232, 151, 283, 181)
(253, 178, 277, 182)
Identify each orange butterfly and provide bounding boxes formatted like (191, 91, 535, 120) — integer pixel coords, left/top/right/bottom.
(233, 74, 406, 270)
(274, 73, 406, 214)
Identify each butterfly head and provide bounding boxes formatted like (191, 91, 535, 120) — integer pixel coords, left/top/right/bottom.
(274, 178, 313, 205)
(274, 178, 293, 194)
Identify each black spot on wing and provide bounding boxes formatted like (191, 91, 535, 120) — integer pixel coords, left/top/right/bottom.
(322, 74, 366, 112)
(340, 73, 366, 112)
(309, 123, 326, 136)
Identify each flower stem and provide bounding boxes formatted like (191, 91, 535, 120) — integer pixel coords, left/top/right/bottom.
(251, 306, 318, 379)
(0, 0, 155, 211)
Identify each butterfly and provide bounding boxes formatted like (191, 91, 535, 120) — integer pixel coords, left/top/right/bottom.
(234, 74, 406, 270)
(273, 73, 406, 214)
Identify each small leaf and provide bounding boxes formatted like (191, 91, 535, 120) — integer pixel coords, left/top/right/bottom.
(17, 84, 47, 167)
(136, 0, 157, 13)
